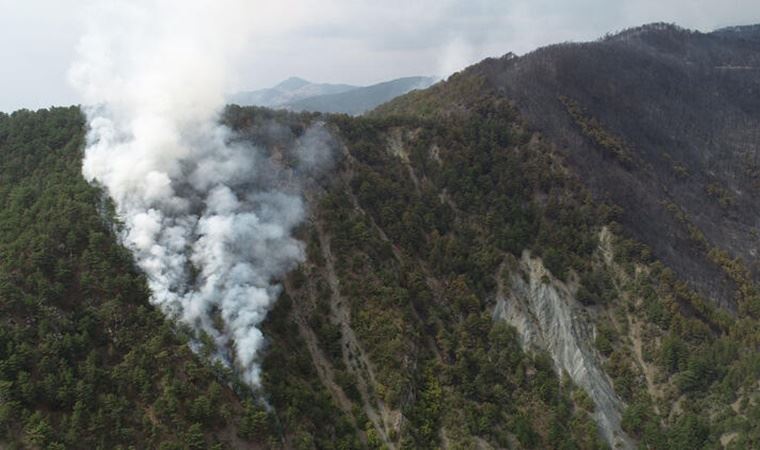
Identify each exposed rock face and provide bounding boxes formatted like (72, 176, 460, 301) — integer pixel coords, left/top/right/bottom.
(494, 252, 634, 449)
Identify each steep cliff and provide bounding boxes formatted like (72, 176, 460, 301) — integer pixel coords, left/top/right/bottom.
(494, 251, 633, 448)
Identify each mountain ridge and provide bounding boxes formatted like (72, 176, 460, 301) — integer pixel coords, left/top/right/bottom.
(230, 76, 437, 115)
(229, 78, 358, 109)
(284, 76, 437, 115)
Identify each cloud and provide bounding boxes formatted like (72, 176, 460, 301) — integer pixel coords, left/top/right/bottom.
(2, 0, 760, 111)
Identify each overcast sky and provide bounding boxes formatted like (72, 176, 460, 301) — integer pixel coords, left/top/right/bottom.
(1, 0, 759, 112)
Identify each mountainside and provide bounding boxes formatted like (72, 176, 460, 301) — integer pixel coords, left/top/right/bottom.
(0, 108, 270, 449)
(3, 23, 760, 450)
(284, 76, 437, 115)
(479, 23, 760, 311)
(382, 23, 760, 310)
(229, 77, 358, 108)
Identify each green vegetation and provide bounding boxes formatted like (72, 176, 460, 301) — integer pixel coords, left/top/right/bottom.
(299, 95, 611, 448)
(0, 108, 267, 448)
(597, 224, 760, 449)
(371, 71, 491, 119)
(559, 96, 634, 168)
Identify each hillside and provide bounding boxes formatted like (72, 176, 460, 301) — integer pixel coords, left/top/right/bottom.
(0, 108, 271, 449)
(2, 23, 760, 450)
(372, 22, 760, 448)
(383, 23, 760, 311)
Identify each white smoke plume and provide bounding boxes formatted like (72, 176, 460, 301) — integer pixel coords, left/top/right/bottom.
(70, 0, 327, 385)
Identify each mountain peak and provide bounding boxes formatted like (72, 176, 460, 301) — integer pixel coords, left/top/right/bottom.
(274, 76, 311, 91)
(602, 22, 692, 42)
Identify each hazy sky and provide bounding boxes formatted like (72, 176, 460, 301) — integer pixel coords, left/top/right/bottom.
(1, 0, 759, 112)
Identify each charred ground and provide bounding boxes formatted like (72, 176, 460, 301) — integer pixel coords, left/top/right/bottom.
(475, 23, 760, 310)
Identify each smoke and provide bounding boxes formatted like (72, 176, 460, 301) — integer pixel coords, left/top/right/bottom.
(70, 0, 329, 386)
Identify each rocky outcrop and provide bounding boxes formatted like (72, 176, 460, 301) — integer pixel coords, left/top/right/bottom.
(494, 252, 634, 449)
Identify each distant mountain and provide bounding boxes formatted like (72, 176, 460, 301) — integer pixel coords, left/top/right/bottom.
(283, 76, 437, 115)
(228, 76, 357, 108)
(230, 76, 437, 115)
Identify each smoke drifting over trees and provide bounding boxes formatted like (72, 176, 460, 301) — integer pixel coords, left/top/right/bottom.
(70, 0, 330, 385)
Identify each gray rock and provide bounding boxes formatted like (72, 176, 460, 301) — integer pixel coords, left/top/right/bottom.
(494, 252, 634, 449)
